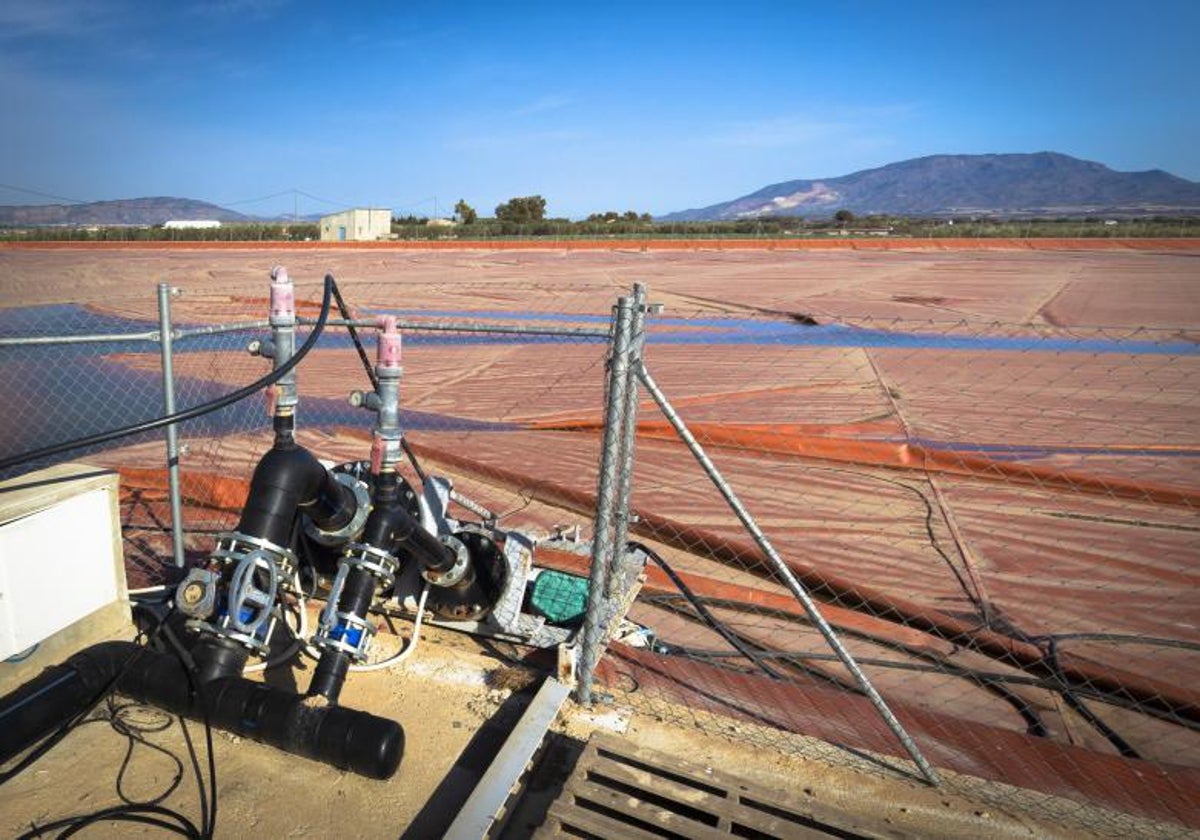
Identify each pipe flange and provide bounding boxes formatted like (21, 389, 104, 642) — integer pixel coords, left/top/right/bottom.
(211, 530, 298, 579)
(188, 615, 277, 655)
(422, 534, 470, 588)
(304, 472, 372, 547)
(342, 542, 400, 587)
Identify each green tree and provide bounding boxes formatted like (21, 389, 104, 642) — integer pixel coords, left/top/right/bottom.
(495, 195, 547, 222)
(454, 199, 477, 225)
(834, 209, 856, 225)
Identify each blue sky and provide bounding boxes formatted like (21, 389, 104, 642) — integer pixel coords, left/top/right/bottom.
(1, 0, 1197, 219)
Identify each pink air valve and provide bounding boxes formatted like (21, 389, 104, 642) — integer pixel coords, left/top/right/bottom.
(269, 266, 295, 319)
(376, 316, 401, 368)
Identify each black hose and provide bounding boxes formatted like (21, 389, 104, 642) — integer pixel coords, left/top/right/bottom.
(1045, 638, 1141, 758)
(0, 274, 336, 474)
(629, 541, 781, 681)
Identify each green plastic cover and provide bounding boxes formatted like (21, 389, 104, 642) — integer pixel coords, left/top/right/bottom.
(529, 569, 590, 625)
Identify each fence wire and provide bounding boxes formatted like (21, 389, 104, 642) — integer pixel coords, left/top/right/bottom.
(588, 308, 1199, 836)
(1, 274, 1196, 835)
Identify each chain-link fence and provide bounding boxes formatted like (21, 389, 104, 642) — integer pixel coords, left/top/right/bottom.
(580, 302, 1199, 835)
(2, 272, 1196, 834)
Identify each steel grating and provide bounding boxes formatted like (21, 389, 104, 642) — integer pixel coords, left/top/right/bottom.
(535, 732, 907, 839)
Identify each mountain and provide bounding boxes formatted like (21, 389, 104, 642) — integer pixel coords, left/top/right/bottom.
(659, 153, 1200, 220)
(0, 197, 249, 227)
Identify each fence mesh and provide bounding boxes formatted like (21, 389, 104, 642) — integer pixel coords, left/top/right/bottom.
(1, 271, 1196, 834)
(591, 308, 1199, 834)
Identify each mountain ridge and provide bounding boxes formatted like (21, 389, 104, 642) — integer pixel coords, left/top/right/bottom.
(0, 197, 251, 227)
(660, 153, 1200, 221)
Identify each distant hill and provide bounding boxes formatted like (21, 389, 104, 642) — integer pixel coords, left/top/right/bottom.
(659, 153, 1200, 221)
(0, 197, 249, 227)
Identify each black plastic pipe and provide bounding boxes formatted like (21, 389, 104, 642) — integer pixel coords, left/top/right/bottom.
(237, 433, 357, 549)
(307, 567, 376, 702)
(308, 473, 427, 704)
(0, 642, 403, 779)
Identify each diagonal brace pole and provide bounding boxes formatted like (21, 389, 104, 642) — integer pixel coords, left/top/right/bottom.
(636, 360, 943, 788)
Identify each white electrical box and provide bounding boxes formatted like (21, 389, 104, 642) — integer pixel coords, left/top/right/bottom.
(0, 465, 129, 669)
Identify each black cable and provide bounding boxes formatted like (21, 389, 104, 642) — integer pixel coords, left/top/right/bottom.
(803, 465, 987, 619)
(0, 274, 336, 474)
(331, 281, 379, 392)
(629, 541, 782, 681)
(160, 617, 217, 839)
(91, 698, 184, 807)
(1044, 638, 1141, 759)
(0, 621, 162, 786)
(5, 612, 209, 839)
(17, 804, 202, 839)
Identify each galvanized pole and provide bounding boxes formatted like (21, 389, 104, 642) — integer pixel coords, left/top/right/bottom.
(157, 283, 186, 568)
(636, 361, 943, 788)
(577, 294, 634, 705)
(607, 283, 647, 598)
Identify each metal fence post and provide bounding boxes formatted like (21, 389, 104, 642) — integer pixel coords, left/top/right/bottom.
(635, 361, 943, 788)
(607, 283, 647, 597)
(157, 283, 186, 569)
(578, 294, 634, 705)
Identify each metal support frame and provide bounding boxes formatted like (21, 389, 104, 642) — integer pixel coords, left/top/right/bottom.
(577, 294, 634, 705)
(157, 283, 186, 568)
(607, 283, 646, 597)
(635, 361, 942, 787)
(444, 678, 571, 840)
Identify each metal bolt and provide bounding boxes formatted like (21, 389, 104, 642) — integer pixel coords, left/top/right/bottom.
(180, 582, 205, 607)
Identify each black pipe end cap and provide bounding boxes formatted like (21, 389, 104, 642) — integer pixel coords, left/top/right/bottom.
(319, 705, 405, 779)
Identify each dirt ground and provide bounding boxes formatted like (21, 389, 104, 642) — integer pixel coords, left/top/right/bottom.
(2, 615, 1183, 840)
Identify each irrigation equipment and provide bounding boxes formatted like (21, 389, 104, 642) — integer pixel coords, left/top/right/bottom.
(0, 267, 625, 781)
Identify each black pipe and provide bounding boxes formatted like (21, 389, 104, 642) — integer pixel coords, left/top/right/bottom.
(190, 636, 250, 686)
(0, 642, 403, 780)
(307, 567, 376, 702)
(364, 473, 454, 574)
(237, 438, 357, 549)
(308, 474, 423, 704)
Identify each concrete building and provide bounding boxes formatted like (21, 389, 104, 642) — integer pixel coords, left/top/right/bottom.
(319, 208, 391, 242)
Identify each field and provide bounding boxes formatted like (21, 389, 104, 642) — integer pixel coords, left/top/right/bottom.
(2, 241, 1198, 827)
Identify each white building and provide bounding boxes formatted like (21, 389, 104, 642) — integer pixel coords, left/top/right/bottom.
(319, 209, 391, 242)
(163, 220, 222, 230)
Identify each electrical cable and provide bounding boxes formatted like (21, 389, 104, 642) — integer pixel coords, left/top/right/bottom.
(6, 611, 213, 839)
(1044, 637, 1141, 759)
(802, 465, 987, 617)
(0, 274, 336, 474)
(100, 699, 183, 807)
(351, 584, 429, 672)
(628, 541, 782, 681)
(645, 590, 1200, 735)
(0, 618, 165, 786)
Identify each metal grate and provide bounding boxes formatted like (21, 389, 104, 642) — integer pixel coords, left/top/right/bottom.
(535, 733, 903, 839)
